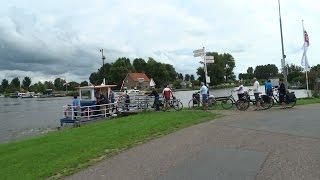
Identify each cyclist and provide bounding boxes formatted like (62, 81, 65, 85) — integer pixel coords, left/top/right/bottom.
(252, 77, 262, 111)
(235, 81, 245, 100)
(162, 85, 173, 109)
(200, 82, 209, 111)
(278, 78, 286, 109)
(265, 79, 273, 97)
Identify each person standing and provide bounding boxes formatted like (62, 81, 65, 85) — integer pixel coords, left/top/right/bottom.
(162, 85, 173, 109)
(72, 94, 81, 118)
(235, 81, 245, 100)
(278, 78, 287, 109)
(252, 78, 261, 110)
(265, 79, 273, 97)
(149, 87, 160, 111)
(200, 82, 209, 111)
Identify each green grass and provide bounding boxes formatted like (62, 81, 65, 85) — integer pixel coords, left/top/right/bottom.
(0, 110, 216, 180)
(296, 98, 320, 106)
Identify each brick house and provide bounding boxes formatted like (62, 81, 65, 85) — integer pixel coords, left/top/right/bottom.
(123, 73, 151, 90)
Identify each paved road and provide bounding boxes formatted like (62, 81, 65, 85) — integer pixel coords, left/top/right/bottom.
(66, 104, 320, 180)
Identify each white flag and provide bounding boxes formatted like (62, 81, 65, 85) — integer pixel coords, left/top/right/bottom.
(301, 30, 310, 70)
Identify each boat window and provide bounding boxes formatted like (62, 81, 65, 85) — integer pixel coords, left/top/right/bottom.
(80, 90, 91, 100)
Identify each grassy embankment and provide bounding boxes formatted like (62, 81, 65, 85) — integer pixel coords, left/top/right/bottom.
(0, 110, 217, 179)
(296, 97, 320, 106)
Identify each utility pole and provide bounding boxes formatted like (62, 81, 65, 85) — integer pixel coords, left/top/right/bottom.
(99, 49, 106, 85)
(277, 0, 287, 83)
(99, 49, 106, 66)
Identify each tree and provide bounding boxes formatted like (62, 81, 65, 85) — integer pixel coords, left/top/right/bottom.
(287, 64, 304, 83)
(197, 52, 236, 85)
(133, 58, 147, 73)
(185, 74, 190, 81)
(89, 72, 102, 85)
(54, 78, 66, 91)
(109, 57, 133, 87)
(22, 77, 31, 90)
(190, 75, 195, 81)
(247, 67, 254, 74)
(254, 64, 279, 80)
(44, 81, 55, 90)
(178, 73, 183, 80)
(196, 67, 205, 83)
(309, 64, 320, 90)
(80, 81, 89, 86)
(68, 81, 80, 91)
(9, 77, 20, 92)
(1, 79, 9, 93)
(30, 82, 46, 93)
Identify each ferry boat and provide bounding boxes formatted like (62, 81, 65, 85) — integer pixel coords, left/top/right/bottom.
(60, 84, 117, 126)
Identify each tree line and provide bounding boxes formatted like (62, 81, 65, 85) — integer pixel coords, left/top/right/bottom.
(89, 57, 197, 89)
(0, 77, 89, 94)
(239, 63, 320, 90)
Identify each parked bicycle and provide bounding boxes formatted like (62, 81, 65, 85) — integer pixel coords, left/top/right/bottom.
(219, 90, 250, 111)
(188, 92, 217, 109)
(162, 97, 183, 111)
(271, 89, 297, 108)
(242, 90, 273, 110)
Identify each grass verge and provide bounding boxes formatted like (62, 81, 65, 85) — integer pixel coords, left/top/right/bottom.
(0, 110, 216, 179)
(296, 98, 320, 106)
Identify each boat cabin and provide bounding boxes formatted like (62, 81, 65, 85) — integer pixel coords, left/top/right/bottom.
(77, 84, 117, 106)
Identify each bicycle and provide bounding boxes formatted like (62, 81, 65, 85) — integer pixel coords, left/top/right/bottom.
(162, 97, 183, 111)
(243, 90, 273, 110)
(214, 90, 250, 111)
(271, 89, 297, 108)
(188, 92, 217, 109)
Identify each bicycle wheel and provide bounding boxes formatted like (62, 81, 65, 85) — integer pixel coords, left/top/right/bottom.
(188, 99, 200, 109)
(221, 99, 234, 109)
(286, 99, 296, 108)
(236, 100, 250, 111)
(261, 97, 274, 110)
(173, 100, 183, 111)
(208, 98, 217, 109)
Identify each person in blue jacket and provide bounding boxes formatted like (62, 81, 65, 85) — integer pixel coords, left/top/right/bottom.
(265, 79, 273, 97)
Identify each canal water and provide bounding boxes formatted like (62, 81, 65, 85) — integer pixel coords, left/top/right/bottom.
(0, 88, 310, 143)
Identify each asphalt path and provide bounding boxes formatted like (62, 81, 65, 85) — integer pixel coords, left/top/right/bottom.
(66, 104, 320, 180)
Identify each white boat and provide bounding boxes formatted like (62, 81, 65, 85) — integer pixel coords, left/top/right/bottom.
(20, 92, 35, 98)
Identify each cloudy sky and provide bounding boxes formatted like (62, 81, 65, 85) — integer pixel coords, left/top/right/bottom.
(0, 0, 319, 83)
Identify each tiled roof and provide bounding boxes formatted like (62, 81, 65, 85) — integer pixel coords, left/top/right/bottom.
(128, 73, 150, 82)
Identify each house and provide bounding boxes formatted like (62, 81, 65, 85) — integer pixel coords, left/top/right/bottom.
(123, 73, 151, 90)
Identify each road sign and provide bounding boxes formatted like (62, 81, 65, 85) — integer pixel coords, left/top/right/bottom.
(205, 56, 214, 60)
(206, 60, 215, 64)
(193, 49, 205, 57)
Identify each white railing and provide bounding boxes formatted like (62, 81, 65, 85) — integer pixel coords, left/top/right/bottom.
(63, 96, 155, 121)
(63, 102, 117, 121)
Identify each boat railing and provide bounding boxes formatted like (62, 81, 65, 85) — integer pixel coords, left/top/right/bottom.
(63, 102, 117, 121)
(115, 95, 153, 111)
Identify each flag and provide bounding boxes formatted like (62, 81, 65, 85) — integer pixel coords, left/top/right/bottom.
(301, 30, 310, 70)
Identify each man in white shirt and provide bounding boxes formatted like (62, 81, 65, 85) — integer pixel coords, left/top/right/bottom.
(199, 82, 209, 111)
(235, 81, 245, 100)
(252, 77, 261, 110)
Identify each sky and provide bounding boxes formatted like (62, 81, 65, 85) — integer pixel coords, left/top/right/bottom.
(0, 0, 319, 83)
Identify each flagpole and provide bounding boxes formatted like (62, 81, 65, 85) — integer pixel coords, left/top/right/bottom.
(278, 0, 287, 84)
(302, 20, 310, 97)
